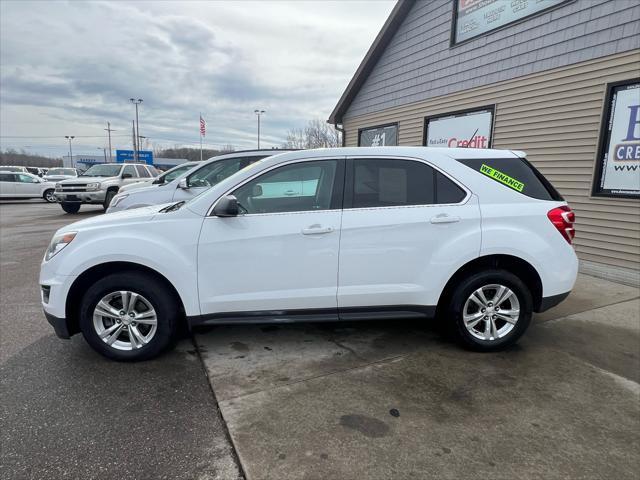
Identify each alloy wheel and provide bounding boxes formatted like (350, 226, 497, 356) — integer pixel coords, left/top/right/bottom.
(92, 290, 158, 351)
(462, 284, 520, 341)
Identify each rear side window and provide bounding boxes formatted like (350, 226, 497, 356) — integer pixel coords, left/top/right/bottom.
(457, 157, 563, 201)
(135, 165, 150, 177)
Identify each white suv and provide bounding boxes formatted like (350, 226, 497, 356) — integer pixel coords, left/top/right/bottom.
(106, 150, 288, 213)
(40, 147, 578, 361)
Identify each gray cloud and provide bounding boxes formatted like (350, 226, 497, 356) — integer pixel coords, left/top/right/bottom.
(0, 0, 394, 156)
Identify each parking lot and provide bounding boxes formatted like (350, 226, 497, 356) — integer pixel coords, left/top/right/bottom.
(2, 201, 639, 480)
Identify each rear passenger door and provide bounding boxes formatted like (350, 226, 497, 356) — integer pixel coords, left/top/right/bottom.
(0, 173, 16, 197)
(337, 157, 481, 312)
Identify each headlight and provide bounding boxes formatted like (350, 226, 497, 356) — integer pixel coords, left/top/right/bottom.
(86, 182, 101, 191)
(45, 232, 77, 261)
(55, 183, 62, 191)
(109, 194, 128, 208)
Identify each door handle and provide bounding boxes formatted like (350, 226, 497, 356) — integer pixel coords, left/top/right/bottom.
(430, 214, 461, 224)
(301, 225, 334, 235)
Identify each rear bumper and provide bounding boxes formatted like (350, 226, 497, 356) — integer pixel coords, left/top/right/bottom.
(536, 291, 571, 313)
(44, 310, 72, 339)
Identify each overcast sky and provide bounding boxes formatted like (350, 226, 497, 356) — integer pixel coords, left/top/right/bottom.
(0, 0, 394, 158)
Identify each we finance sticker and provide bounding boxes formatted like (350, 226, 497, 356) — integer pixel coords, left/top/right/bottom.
(480, 164, 525, 192)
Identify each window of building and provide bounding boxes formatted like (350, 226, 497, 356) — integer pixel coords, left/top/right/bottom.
(358, 123, 398, 147)
(452, 0, 571, 45)
(424, 106, 494, 149)
(592, 79, 640, 199)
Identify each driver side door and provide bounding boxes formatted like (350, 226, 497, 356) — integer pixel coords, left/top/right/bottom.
(197, 158, 345, 317)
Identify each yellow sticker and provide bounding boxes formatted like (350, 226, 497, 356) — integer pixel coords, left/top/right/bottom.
(480, 164, 525, 192)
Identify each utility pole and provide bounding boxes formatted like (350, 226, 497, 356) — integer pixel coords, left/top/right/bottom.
(254, 109, 265, 149)
(132, 121, 137, 161)
(64, 135, 75, 167)
(104, 122, 114, 162)
(130, 98, 143, 161)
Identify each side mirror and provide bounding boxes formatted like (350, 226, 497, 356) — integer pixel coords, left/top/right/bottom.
(178, 178, 189, 189)
(213, 195, 239, 217)
(122, 173, 133, 179)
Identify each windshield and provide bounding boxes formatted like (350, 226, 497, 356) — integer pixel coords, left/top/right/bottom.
(48, 168, 76, 176)
(160, 164, 196, 183)
(81, 164, 122, 177)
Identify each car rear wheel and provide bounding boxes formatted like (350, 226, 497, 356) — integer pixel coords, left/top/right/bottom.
(79, 272, 179, 361)
(61, 202, 80, 214)
(448, 270, 532, 351)
(43, 189, 56, 203)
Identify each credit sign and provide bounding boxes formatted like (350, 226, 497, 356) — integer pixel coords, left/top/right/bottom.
(424, 107, 494, 149)
(593, 80, 640, 198)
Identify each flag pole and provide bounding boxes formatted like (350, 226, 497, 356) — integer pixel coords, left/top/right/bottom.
(199, 112, 203, 162)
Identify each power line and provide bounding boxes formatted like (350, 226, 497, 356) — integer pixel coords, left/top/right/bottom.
(0, 134, 131, 138)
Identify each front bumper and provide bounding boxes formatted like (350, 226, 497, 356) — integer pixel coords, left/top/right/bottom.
(44, 311, 72, 339)
(55, 190, 106, 203)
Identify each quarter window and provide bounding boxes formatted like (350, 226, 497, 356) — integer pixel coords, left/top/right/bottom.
(135, 165, 150, 177)
(232, 160, 339, 214)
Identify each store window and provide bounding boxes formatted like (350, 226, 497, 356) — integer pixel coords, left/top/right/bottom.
(424, 106, 494, 149)
(592, 79, 640, 199)
(358, 123, 398, 147)
(452, 0, 571, 45)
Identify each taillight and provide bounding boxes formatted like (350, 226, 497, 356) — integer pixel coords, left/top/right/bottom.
(547, 206, 575, 244)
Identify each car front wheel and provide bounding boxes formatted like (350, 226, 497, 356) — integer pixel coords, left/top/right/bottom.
(43, 189, 56, 203)
(61, 202, 80, 214)
(79, 272, 179, 361)
(448, 269, 532, 351)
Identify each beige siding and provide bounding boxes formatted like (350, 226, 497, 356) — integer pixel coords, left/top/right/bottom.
(343, 50, 640, 271)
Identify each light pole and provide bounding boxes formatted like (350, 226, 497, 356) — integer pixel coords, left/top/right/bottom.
(254, 109, 265, 149)
(64, 135, 75, 167)
(130, 98, 143, 161)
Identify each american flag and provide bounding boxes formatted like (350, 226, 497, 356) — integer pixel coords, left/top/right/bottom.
(199, 115, 206, 137)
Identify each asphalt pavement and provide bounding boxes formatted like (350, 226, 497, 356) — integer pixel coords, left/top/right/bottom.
(0, 201, 241, 480)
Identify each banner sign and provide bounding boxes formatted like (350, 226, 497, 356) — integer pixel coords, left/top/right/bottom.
(453, 0, 569, 44)
(592, 80, 640, 198)
(358, 123, 398, 147)
(424, 106, 494, 149)
(115, 150, 154, 165)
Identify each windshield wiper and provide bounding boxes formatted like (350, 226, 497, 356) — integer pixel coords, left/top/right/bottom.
(159, 200, 185, 213)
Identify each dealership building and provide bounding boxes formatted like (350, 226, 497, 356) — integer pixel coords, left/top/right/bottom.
(330, 0, 640, 284)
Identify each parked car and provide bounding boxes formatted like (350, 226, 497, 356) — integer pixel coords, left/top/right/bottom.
(54, 163, 158, 213)
(0, 171, 57, 202)
(117, 162, 198, 194)
(106, 150, 287, 213)
(0, 165, 29, 173)
(44, 168, 79, 182)
(40, 147, 578, 361)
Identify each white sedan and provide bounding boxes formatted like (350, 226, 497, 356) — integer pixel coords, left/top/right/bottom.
(0, 171, 57, 202)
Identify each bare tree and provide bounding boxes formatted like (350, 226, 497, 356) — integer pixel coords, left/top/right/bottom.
(283, 119, 341, 149)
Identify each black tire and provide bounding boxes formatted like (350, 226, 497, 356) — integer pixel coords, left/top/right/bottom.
(103, 190, 117, 210)
(43, 189, 56, 203)
(447, 269, 532, 351)
(61, 202, 81, 214)
(79, 272, 179, 361)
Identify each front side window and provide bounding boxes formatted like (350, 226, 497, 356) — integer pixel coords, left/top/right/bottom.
(232, 160, 339, 214)
(17, 174, 37, 183)
(188, 158, 246, 188)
